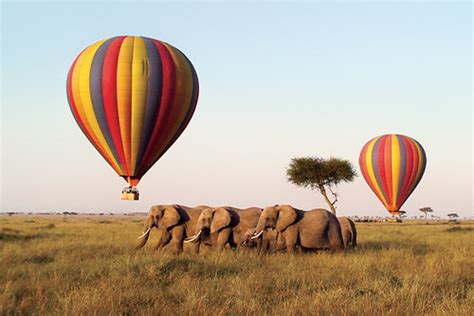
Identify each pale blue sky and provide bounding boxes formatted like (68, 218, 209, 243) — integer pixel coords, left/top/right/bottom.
(1, 2, 472, 217)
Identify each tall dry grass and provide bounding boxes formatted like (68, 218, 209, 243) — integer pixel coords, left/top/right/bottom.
(1, 215, 473, 315)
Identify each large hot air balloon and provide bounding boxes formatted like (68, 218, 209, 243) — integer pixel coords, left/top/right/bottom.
(359, 134, 426, 215)
(66, 36, 199, 200)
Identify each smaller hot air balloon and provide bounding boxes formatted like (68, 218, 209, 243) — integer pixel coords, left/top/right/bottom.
(359, 134, 426, 216)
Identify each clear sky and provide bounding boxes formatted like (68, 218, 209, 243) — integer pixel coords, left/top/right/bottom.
(1, 2, 472, 217)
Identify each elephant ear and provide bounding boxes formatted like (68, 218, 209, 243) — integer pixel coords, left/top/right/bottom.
(210, 207, 231, 233)
(157, 205, 181, 229)
(276, 205, 297, 232)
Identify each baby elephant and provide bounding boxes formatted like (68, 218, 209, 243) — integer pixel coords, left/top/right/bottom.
(244, 228, 284, 254)
(338, 217, 357, 248)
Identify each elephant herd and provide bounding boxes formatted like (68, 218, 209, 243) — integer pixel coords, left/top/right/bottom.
(136, 204, 357, 254)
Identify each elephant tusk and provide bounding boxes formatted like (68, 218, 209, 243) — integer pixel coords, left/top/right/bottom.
(137, 227, 151, 239)
(184, 230, 202, 243)
(250, 230, 263, 240)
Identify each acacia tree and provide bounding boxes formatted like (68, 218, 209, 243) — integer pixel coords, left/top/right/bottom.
(286, 157, 357, 215)
(419, 207, 433, 219)
(447, 213, 459, 221)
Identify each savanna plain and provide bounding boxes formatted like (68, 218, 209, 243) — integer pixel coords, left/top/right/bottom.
(1, 215, 473, 315)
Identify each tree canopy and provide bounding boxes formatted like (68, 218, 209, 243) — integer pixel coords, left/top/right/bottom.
(419, 207, 434, 219)
(287, 157, 356, 189)
(286, 157, 357, 214)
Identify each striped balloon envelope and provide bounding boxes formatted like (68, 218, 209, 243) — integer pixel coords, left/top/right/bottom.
(66, 36, 199, 199)
(359, 134, 426, 215)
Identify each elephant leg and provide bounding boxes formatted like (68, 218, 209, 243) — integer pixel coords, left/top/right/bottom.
(262, 239, 274, 255)
(343, 234, 349, 248)
(215, 228, 231, 252)
(232, 235, 243, 252)
(155, 229, 172, 251)
(347, 233, 353, 248)
(272, 240, 287, 253)
(169, 226, 184, 254)
(256, 238, 264, 255)
(284, 231, 298, 254)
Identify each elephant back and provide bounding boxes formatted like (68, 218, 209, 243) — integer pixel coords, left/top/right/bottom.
(302, 208, 333, 228)
(232, 207, 262, 230)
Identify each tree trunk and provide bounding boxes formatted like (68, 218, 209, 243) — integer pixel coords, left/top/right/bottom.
(319, 185, 336, 215)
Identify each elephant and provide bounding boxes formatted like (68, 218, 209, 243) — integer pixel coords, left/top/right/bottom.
(184, 206, 262, 251)
(244, 228, 285, 254)
(251, 205, 345, 253)
(338, 217, 357, 248)
(135, 204, 209, 254)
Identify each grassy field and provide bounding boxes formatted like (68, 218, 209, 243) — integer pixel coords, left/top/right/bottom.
(1, 215, 473, 315)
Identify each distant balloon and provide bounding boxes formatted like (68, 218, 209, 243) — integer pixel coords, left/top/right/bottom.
(359, 134, 427, 215)
(66, 36, 199, 200)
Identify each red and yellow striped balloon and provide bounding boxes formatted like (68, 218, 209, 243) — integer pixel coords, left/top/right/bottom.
(359, 134, 426, 215)
(66, 36, 199, 189)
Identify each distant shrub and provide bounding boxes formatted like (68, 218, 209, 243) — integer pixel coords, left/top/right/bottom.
(37, 224, 55, 230)
(2, 228, 20, 234)
(446, 227, 473, 233)
(23, 255, 54, 264)
(62, 212, 78, 215)
(0, 232, 45, 242)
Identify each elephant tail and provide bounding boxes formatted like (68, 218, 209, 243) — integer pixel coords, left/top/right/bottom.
(349, 220, 357, 247)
